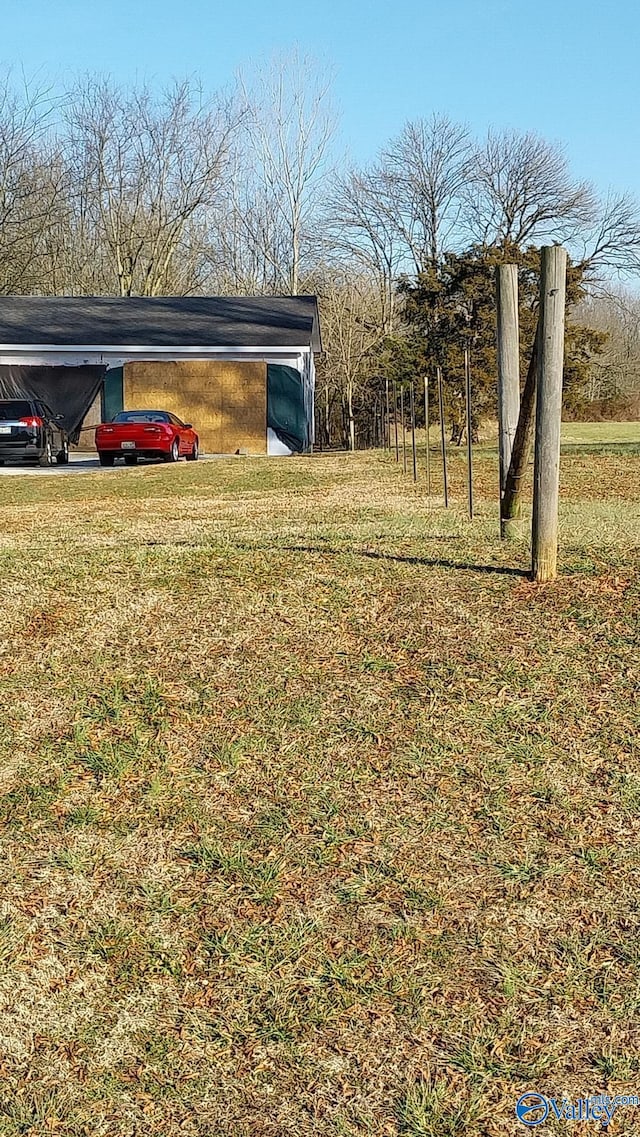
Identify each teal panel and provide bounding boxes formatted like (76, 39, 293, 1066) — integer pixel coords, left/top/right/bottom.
(267, 364, 307, 452)
(102, 367, 124, 421)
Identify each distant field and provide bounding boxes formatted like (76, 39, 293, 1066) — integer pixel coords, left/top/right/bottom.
(413, 418, 640, 454)
(560, 420, 640, 444)
(559, 420, 640, 457)
(0, 442, 638, 1136)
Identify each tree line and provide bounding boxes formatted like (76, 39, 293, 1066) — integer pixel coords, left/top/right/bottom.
(1, 60, 639, 444)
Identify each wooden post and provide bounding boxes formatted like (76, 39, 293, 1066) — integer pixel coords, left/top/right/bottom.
(393, 380, 399, 461)
(424, 375, 431, 494)
(385, 378, 390, 451)
(378, 393, 382, 451)
(501, 327, 539, 539)
(400, 385, 407, 474)
(496, 264, 521, 513)
(464, 346, 474, 519)
(410, 382, 418, 481)
(532, 246, 567, 582)
(437, 366, 449, 507)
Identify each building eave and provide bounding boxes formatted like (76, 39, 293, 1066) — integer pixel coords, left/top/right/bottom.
(0, 344, 313, 354)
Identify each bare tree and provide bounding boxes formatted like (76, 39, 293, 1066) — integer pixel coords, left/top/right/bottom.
(576, 191, 640, 278)
(327, 115, 473, 350)
(462, 129, 595, 247)
(0, 75, 67, 294)
(327, 169, 405, 335)
(379, 114, 471, 268)
(575, 286, 640, 402)
(206, 149, 294, 294)
(238, 52, 336, 295)
(64, 77, 242, 297)
(317, 270, 386, 450)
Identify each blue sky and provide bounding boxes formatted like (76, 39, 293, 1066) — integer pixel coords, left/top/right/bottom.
(2, 0, 639, 197)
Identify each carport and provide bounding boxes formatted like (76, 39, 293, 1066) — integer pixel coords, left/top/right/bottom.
(0, 296, 321, 455)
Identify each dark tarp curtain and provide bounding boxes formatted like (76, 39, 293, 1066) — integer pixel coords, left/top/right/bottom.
(267, 364, 307, 452)
(0, 365, 106, 443)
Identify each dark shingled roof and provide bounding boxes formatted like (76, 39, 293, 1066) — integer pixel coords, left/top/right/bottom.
(0, 295, 322, 351)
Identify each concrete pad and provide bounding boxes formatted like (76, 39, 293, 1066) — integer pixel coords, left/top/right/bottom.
(0, 453, 225, 476)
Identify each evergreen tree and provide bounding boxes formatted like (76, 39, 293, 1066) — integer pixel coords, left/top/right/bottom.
(385, 244, 607, 441)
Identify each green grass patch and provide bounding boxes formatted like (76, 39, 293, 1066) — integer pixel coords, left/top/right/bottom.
(0, 445, 638, 1134)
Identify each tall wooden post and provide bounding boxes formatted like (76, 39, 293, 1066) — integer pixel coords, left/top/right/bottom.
(437, 366, 449, 507)
(385, 378, 390, 451)
(424, 375, 431, 494)
(410, 382, 418, 481)
(393, 381, 399, 461)
(464, 347, 474, 519)
(496, 265, 521, 518)
(532, 245, 567, 583)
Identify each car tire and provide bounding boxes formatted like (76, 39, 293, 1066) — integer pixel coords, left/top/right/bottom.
(56, 440, 70, 465)
(186, 440, 199, 462)
(99, 452, 115, 467)
(124, 454, 138, 466)
(38, 440, 54, 467)
(165, 439, 180, 463)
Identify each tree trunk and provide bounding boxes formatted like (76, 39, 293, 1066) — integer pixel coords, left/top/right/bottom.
(500, 324, 539, 539)
(290, 207, 300, 295)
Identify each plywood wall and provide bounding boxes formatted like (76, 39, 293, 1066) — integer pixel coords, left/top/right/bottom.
(73, 388, 101, 452)
(123, 360, 267, 455)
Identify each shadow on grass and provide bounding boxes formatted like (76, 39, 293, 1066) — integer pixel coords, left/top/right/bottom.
(560, 441, 640, 457)
(301, 546, 527, 577)
(240, 541, 529, 578)
(139, 537, 529, 578)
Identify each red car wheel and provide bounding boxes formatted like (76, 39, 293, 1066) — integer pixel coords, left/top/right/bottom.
(165, 438, 180, 463)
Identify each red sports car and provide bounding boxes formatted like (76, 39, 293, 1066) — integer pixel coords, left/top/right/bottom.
(95, 410, 199, 466)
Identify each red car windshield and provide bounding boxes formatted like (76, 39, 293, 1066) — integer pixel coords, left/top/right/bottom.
(112, 412, 171, 424)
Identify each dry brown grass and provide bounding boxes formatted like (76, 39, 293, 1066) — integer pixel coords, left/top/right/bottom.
(0, 440, 639, 1136)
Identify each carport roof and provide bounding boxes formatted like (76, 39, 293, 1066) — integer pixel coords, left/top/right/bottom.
(0, 295, 322, 351)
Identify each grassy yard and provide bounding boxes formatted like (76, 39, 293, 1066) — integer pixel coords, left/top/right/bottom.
(560, 421, 640, 446)
(417, 419, 640, 458)
(0, 432, 638, 1136)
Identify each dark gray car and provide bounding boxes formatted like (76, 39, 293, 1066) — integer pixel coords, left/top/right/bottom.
(0, 398, 70, 466)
